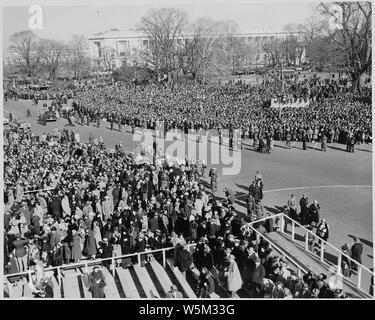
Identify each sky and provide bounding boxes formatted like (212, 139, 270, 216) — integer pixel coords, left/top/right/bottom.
(2, 0, 318, 48)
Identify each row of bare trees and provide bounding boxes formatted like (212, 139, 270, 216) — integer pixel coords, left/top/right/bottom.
(6, 2, 371, 89)
(261, 2, 371, 91)
(136, 8, 260, 82)
(136, 2, 371, 87)
(7, 31, 90, 81)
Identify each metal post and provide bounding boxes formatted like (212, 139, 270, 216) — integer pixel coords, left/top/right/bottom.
(162, 249, 166, 268)
(291, 221, 295, 241)
(112, 258, 115, 277)
(337, 253, 342, 275)
(320, 242, 325, 262)
(305, 232, 309, 251)
(357, 267, 362, 289)
(57, 267, 61, 286)
(280, 214, 285, 233)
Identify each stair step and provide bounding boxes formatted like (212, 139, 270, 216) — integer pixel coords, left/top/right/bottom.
(62, 271, 81, 299)
(149, 260, 175, 297)
(116, 268, 140, 298)
(50, 276, 61, 299)
(101, 268, 121, 299)
(166, 258, 197, 298)
(133, 264, 160, 298)
(23, 282, 33, 298)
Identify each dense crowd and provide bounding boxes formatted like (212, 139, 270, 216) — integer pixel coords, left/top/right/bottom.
(3, 75, 371, 298)
(70, 80, 371, 146)
(4, 123, 366, 299)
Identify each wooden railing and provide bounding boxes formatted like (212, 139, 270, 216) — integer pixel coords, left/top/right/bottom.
(3, 244, 196, 288)
(247, 213, 374, 297)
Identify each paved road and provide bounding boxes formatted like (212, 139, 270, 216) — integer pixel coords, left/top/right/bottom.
(4, 98, 373, 274)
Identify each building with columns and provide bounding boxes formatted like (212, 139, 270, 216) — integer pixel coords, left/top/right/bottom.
(88, 28, 303, 71)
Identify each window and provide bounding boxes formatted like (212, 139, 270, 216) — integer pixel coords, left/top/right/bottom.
(94, 41, 102, 58)
(118, 41, 130, 56)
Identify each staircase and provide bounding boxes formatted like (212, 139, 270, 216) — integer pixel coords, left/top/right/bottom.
(265, 231, 371, 298)
(4, 259, 199, 299)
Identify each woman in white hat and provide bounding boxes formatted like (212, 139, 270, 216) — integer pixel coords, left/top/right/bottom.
(224, 254, 243, 297)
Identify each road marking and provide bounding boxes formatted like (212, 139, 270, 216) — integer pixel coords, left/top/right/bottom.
(235, 185, 372, 200)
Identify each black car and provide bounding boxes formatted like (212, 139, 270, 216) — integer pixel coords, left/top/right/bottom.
(43, 111, 57, 122)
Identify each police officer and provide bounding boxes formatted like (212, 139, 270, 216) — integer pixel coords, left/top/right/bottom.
(110, 116, 114, 130)
(209, 168, 217, 193)
(218, 127, 222, 145)
(302, 132, 307, 150)
(286, 131, 292, 149)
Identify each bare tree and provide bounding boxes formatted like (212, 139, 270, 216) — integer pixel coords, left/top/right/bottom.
(137, 8, 188, 82)
(39, 39, 64, 80)
(8, 30, 42, 77)
(261, 38, 284, 67)
(67, 35, 90, 79)
(101, 46, 116, 71)
(319, 1, 372, 91)
(182, 18, 223, 81)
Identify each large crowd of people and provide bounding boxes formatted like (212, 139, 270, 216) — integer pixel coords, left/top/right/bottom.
(67, 78, 372, 148)
(3, 122, 367, 299)
(3, 75, 372, 299)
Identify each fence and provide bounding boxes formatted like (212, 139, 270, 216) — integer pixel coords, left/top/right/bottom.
(245, 213, 309, 279)
(3, 243, 196, 288)
(247, 213, 374, 297)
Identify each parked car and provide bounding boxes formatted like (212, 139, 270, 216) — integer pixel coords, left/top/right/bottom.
(43, 110, 57, 122)
(14, 118, 31, 129)
(3, 117, 9, 125)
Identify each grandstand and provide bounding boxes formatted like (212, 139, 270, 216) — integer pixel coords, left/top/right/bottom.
(4, 214, 373, 299)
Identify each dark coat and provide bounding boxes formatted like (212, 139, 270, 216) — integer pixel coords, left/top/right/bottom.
(251, 264, 265, 285)
(351, 242, 363, 264)
(175, 247, 193, 272)
(84, 230, 97, 256)
(50, 197, 62, 219)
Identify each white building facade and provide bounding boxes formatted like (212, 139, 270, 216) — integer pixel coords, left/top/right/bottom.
(88, 28, 302, 71)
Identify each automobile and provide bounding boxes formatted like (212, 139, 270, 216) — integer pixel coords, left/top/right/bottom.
(3, 117, 9, 125)
(232, 69, 246, 76)
(14, 118, 31, 129)
(43, 110, 57, 122)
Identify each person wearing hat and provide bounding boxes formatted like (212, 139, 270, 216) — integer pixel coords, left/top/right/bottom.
(316, 219, 329, 246)
(309, 200, 320, 227)
(166, 284, 183, 298)
(70, 229, 82, 263)
(287, 194, 297, 220)
(102, 195, 113, 222)
(197, 267, 216, 298)
(12, 235, 29, 272)
(135, 232, 147, 267)
(84, 266, 106, 298)
(250, 256, 265, 290)
(174, 242, 193, 278)
(299, 194, 309, 225)
(100, 237, 113, 269)
(209, 167, 217, 193)
(224, 254, 243, 297)
(351, 236, 363, 271)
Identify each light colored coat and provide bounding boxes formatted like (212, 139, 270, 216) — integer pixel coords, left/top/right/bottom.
(226, 260, 243, 292)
